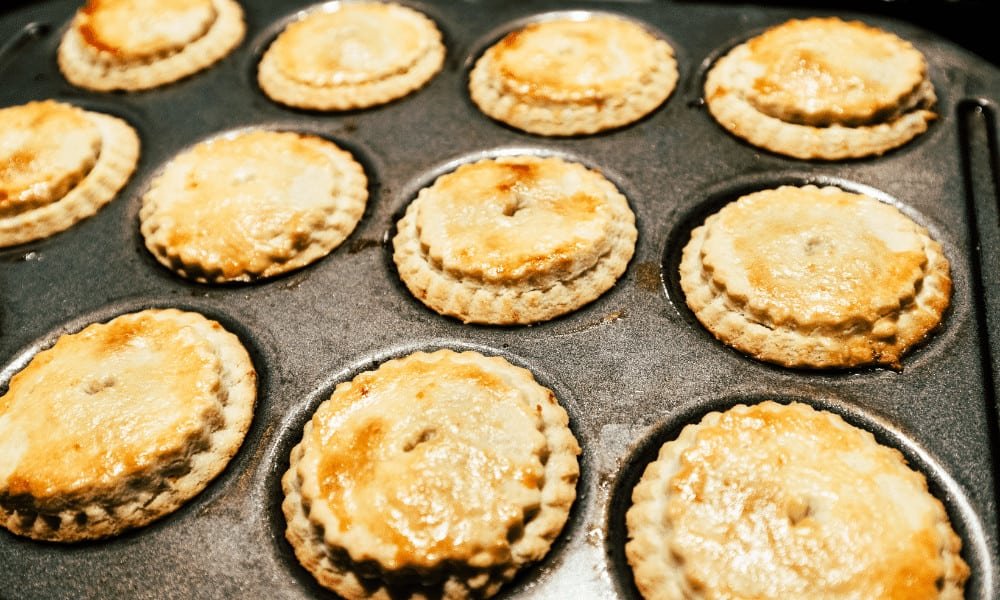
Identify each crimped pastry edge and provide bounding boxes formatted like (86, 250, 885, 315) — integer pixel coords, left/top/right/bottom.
(624, 400, 969, 600)
(468, 20, 678, 136)
(57, 0, 245, 92)
(281, 349, 580, 599)
(392, 156, 638, 325)
(678, 185, 952, 369)
(0, 107, 139, 248)
(138, 130, 369, 283)
(0, 308, 257, 542)
(257, 3, 445, 111)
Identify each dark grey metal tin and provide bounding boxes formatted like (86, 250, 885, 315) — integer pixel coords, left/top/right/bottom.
(0, 1, 998, 599)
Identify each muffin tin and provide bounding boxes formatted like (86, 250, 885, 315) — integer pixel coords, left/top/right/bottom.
(1, 1, 999, 598)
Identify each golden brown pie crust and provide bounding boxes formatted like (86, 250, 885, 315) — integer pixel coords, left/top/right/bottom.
(469, 14, 678, 136)
(704, 17, 937, 159)
(281, 349, 580, 599)
(0, 100, 139, 248)
(625, 401, 969, 600)
(679, 185, 951, 369)
(257, 2, 445, 111)
(0, 308, 256, 542)
(139, 129, 368, 283)
(392, 155, 637, 325)
(58, 0, 245, 91)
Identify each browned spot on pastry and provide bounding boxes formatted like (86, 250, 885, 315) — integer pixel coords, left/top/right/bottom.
(867, 512, 945, 597)
(553, 192, 600, 216)
(515, 468, 539, 488)
(708, 85, 729, 101)
(94, 316, 147, 351)
(498, 27, 527, 50)
(495, 162, 539, 192)
(4, 475, 32, 497)
(319, 418, 385, 526)
(0, 149, 37, 209)
(0, 149, 36, 179)
(419, 362, 507, 393)
(79, 0, 123, 55)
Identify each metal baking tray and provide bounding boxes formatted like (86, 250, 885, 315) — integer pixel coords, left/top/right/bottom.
(1, 1, 998, 598)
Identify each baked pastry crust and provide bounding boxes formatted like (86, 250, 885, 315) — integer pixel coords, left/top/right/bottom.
(679, 185, 951, 369)
(704, 17, 937, 159)
(282, 349, 580, 599)
(58, 0, 245, 92)
(625, 401, 969, 600)
(0, 308, 256, 542)
(468, 14, 678, 136)
(139, 129, 368, 283)
(0, 100, 139, 248)
(393, 155, 637, 325)
(258, 2, 445, 111)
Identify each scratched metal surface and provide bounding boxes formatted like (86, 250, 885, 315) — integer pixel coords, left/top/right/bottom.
(0, 1, 998, 599)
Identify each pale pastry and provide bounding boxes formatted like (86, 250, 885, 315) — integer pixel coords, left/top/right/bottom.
(704, 17, 937, 159)
(0, 100, 139, 247)
(0, 308, 256, 542)
(679, 185, 951, 369)
(58, 0, 245, 92)
(469, 14, 678, 136)
(139, 130, 368, 283)
(282, 348, 580, 599)
(625, 401, 969, 600)
(257, 2, 445, 111)
(392, 155, 637, 325)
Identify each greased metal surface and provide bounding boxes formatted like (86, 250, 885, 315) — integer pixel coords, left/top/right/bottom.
(1, 1, 998, 599)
